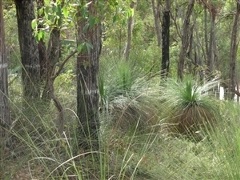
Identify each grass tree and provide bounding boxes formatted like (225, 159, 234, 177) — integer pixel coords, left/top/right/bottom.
(161, 77, 220, 139)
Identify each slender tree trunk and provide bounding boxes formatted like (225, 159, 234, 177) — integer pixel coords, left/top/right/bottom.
(37, 0, 47, 82)
(229, 2, 240, 99)
(177, 0, 195, 80)
(15, 0, 40, 100)
(195, 27, 204, 82)
(76, 0, 102, 150)
(152, 0, 161, 46)
(42, 28, 61, 100)
(0, 0, 11, 149)
(124, 1, 136, 61)
(161, 0, 170, 79)
(207, 13, 216, 75)
(41, 0, 64, 134)
(186, 24, 194, 74)
(204, 7, 208, 63)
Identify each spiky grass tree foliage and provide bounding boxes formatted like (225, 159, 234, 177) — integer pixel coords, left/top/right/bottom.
(160, 77, 220, 139)
(99, 60, 160, 134)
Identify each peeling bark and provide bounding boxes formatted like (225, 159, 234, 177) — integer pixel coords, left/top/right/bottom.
(76, 0, 102, 150)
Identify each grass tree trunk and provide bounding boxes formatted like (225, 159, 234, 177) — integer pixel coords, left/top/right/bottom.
(229, 2, 240, 99)
(161, 0, 170, 79)
(124, 1, 136, 61)
(152, 0, 161, 47)
(15, 0, 40, 100)
(76, 0, 102, 150)
(0, 0, 11, 149)
(177, 0, 195, 80)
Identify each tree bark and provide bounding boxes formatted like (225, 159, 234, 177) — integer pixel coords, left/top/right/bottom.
(161, 0, 170, 79)
(124, 1, 136, 61)
(37, 0, 48, 82)
(76, 0, 102, 150)
(42, 28, 61, 100)
(207, 13, 216, 75)
(177, 0, 195, 80)
(0, 0, 11, 147)
(195, 26, 205, 82)
(204, 7, 208, 64)
(152, 0, 161, 47)
(41, 0, 65, 134)
(15, 0, 40, 99)
(229, 1, 240, 99)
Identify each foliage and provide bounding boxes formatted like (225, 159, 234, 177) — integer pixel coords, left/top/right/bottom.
(3, 0, 240, 179)
(99, 58, 161, 134)
(160, 77, 220, 139)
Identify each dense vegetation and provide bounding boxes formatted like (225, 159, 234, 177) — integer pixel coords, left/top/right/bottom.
(1, 0, 240, 179)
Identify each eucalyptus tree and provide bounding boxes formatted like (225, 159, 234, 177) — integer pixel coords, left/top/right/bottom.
(37, 0, 47, 81)
(178, 0, 195, 80)
(152, 0, 161, 47)
(161, 0, 170, 79)
(14, 0, 40, 100)
(229, 1, 240, 99)
(124, 0, 137, 61)
(76, 0, 102, 150)
(0, 0, 10, 148)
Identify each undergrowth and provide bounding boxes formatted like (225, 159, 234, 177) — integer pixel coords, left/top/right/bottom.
(3, 61, 240, 180)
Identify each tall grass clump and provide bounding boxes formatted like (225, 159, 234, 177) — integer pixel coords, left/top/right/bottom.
(99, 58, 161, 134)
(160, 77, 220, 140)
(209, 101, 240, 179)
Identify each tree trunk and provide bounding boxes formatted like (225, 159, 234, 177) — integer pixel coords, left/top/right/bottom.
(161, 0, 170, 79)
(229, 2, 240, 99)
(186, 24, 194, 74)
(152, 0, 161, 47)
(41, 0, 64, 134)
(207, 13, 216, 76)
(15, 0, 40, 100)
(0, 0, 11, 149)
(76, 0, 102, 150)
(42, 28, 61, 100)
(177, 0, 195, 80)
(195, 27, 205, 82)
(124, 1, 136, 61)
(204, 7, 208, 64)
(37, 0, 47, 82)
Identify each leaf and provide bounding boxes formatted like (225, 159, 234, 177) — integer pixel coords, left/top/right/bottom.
(38, 7, 44, 16)
(77, 43, 86, 53)
(44, 0, 51, 6)
(31, 19, 37, 30)
(37, 30, 45, 41)
(62, 6, 69, 18)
